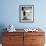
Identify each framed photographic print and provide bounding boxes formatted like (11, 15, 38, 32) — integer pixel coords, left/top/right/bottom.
(19, 5, 34, 23)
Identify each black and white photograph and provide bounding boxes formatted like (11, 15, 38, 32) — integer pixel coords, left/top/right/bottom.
(19, 5, 34, 23)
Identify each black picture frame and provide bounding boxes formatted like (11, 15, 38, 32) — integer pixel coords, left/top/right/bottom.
(19, 5, 34, 23)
